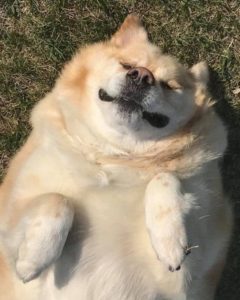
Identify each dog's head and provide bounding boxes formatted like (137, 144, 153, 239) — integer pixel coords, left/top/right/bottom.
(57, 15, 209, 147)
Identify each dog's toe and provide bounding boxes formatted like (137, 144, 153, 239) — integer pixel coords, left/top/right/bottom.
(16, 260, 41, 283)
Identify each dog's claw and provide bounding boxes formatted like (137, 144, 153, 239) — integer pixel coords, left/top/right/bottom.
(185, 247, 191, 256)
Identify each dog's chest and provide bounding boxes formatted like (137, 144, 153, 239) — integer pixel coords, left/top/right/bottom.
(11, 143, 147, 201)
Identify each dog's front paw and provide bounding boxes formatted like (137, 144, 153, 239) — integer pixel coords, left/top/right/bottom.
(145, 173, 192, 272)
(16, 205, 73, 283)
(149, 223, 188, 272)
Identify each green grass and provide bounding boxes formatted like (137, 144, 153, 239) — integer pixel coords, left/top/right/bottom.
(0, 1, 239, 298)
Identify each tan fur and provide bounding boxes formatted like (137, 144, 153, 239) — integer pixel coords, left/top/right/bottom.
(0, 252, 15, 300)
(0, 136, 37, 216)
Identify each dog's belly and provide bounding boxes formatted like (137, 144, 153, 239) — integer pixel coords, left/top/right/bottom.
(39, 186, 188, 300)
(3, 142, 231, 300)
(36, 169, 232, 300)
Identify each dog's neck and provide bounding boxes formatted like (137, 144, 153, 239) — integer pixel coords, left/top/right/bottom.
(94, 109, 223, 177)
(37, 88, 226, 179)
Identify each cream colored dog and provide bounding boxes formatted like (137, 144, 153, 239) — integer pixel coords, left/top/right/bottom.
(0, 15, 232, 300)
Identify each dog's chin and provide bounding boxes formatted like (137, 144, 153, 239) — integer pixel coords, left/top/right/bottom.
(98, 88, 170, 129)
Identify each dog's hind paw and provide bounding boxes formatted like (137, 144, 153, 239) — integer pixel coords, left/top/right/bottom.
(16, 201, 74, 283)
(16, 260, 41, 283)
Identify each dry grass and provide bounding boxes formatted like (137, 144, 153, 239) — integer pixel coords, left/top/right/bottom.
(0, 1, 240, 298)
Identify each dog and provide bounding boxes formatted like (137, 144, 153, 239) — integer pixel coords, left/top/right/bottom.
(0, 15, 232, 300)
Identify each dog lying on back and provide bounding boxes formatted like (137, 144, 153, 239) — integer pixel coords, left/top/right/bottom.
(0, 15, 232, 300)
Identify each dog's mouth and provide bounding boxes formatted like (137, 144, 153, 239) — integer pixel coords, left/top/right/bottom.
(98, 89, 115, 102)
(142, 111, 169, 128)
(98, 88, 169, 129)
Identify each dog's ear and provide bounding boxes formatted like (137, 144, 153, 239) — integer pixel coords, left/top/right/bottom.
(111, 14, 148, 47)
(190, 62, 209, 86)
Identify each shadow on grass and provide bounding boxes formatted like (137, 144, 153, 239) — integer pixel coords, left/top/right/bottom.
(209, 69, 240, 300)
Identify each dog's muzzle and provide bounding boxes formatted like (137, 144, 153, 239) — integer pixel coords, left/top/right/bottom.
(98, 67, 170, 128)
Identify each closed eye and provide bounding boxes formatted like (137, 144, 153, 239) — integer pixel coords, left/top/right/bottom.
(159, 80, 182, 90)
(159, 81, 172, 90)
(120, 62, 133, 70)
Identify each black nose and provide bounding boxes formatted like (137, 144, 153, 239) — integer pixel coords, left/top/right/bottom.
(127, 67, 155, 86)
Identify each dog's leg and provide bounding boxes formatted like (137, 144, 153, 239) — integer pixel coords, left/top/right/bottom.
(12, 193, 74, 283)
(145, 173, 192, 272)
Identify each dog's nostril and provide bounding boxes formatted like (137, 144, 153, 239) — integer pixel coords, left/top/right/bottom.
(127, 67, 155, 86)
(142, 75, 149, 84)
(128, 69, 139, 79)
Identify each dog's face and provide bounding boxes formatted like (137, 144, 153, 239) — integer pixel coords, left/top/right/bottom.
(59, 15, 208, 144)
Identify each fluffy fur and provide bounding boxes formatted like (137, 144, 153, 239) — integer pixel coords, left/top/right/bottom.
(0, 15, 232, 300)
